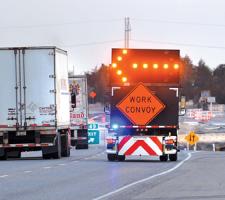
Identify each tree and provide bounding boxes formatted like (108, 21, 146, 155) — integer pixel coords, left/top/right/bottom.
(212, 64, 225, 103)
(180, 56, 196, 100)
(194, 60, 212, 90)
(86, 64, 110, 104)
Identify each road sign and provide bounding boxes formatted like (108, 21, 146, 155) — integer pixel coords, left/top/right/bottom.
(207, 97, 216, 103)
(88, 123, 99, 130)
(88, 130, 100, 144)
(185, 131, 199, 145)
(89, 91, 96, 99)
(116, 83, 165, 125)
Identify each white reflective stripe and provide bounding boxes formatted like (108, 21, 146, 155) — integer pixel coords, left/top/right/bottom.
(164, 149, 177, 154)
(118, 137, 135, 155)
(165, 136, 177, 140)
(159, 126, 165, 128)
(106, 149, 117, 154)
(133, 126, 138, 128)
(145, 137, 162, 155)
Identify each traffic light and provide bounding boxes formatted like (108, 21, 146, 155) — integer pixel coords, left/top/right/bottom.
(110, 48, 181, 86)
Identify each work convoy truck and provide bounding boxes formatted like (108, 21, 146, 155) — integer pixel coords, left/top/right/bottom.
(69, 75, 89, 149)
(106, 48, 181, 162)
(0, 47, 70, 160)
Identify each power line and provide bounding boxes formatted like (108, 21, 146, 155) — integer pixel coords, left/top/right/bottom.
(132, 39, 225, 50)
(62, 39, 123, 48)
(132, 18, 225, 28)
(0, 18, 122, 30)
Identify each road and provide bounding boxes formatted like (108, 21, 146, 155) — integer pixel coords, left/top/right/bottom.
(0, 147, 225, 200)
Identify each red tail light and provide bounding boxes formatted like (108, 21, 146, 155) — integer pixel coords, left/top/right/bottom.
(165, 139, 174, 145)
(107, 138, 116, 144)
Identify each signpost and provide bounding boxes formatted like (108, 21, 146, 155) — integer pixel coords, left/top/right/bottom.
(116, 83, 165, 125)
(185, 131, 199, 150)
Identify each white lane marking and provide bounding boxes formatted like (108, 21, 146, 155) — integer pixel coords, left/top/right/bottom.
(24, 171, 32, 173)
(43, 166, 52, 169)
(58, 163, 66, 166)
(0, 175, 9, 178)
(93, 152, 192, 200)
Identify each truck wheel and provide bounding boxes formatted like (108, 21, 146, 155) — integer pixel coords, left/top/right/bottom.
(0, 150, 7, 160)
(52, 134, 62, 159)
(169, 153, 177, 161)
(117, 155, 125, 162)
(159, 154, 168, 162)
(43, 154, 51, 159)
(16, 151, 21, 158)
(76, 144, 88, 149)
(61, 132, 70, 157)
(82, 144, 88, 149)
(8, 150, 21, 159)
(107, 154, 117, 161)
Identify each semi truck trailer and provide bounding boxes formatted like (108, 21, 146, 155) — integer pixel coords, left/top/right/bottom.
(0, 47, 70, 160)
(69, 75, 89, 149)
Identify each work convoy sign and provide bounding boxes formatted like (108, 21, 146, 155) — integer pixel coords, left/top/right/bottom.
(116, 83, 165, 125)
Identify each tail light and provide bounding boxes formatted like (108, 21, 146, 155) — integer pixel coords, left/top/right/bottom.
(165, 139, 175, 145)
(106, 138, 117, 144)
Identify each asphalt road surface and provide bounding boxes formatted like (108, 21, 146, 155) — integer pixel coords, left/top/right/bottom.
(0, 146, 224, 200)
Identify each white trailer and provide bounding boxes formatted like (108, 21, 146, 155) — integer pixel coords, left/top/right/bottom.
(69, 75, 88, 149)
(0, 47, 70, 160)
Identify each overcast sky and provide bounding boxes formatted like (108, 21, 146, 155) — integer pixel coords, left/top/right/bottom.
(0, 0, 225, 74)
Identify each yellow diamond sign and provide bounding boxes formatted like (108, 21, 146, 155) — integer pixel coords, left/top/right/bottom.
(185, 131, 199, 145)
(116, 83, 165, 125)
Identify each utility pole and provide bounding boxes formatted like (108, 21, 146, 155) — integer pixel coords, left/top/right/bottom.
(124, 17, 131, 48)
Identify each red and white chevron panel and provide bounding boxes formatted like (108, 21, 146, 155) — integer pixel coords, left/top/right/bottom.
(118, 136, 163, 156)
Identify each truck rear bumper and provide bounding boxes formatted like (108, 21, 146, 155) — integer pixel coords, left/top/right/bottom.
(0, 143, 54, 148)
(106, 135, 178, 156)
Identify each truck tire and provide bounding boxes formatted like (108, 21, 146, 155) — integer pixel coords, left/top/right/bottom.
(169, 153, 177, 161)
(0, 149, 7, 160)
(117, 155, 125, 161)
(107, 154, 117, 161)
(43, 154, 51, 159)
(42, 133, 61, 159)
(52, 134, 62, 159)
(76, 144, 88, 149)
(8, 150, 21, 159)
(61, 132, 70, 157)
(16, 151, 21, 158)
(160, 154, 168, 162)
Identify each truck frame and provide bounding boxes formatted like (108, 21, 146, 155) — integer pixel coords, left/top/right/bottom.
(0, 47, 70, 160)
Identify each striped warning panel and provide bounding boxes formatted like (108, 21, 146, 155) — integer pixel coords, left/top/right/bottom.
(118, 136, 163, 156)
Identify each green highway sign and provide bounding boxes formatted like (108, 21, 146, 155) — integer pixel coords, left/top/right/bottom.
(88, 130, 100, 144)
(88, 123, 99, 130)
